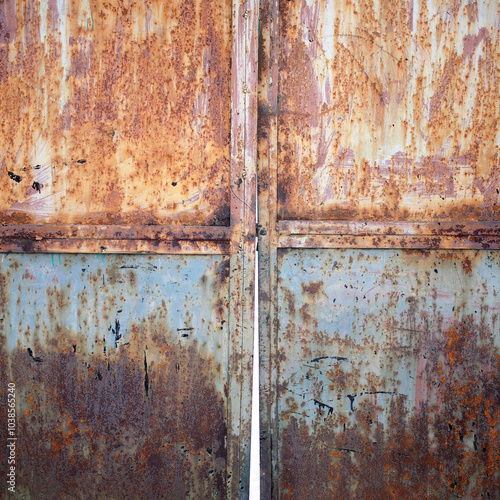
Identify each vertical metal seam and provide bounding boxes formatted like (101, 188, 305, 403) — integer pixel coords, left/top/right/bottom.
(270, 2, 280, 497)
(257, 0, 280, 496)
(228, 0, 258, 495)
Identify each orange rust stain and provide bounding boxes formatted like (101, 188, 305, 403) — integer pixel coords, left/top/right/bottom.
(277, 0, 500, 222)
(7, 332, 228, 497)
(0, 0, 232, 226)
(280, 317, 500, 497)
(301, 280, 324, 295)
(462, 256, 473, 274)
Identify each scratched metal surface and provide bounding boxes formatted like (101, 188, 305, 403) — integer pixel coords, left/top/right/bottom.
(0, 0, 231, 225)
(277, 0, 500, 221)
(0, 253, 231, 498)
(276, 248, 500, 498)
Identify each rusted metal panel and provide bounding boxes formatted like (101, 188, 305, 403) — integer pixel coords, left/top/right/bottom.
(0, 253, 232, 498)
(0, 0, 258, 498)
(0, 225, 233, 240)
(0, 1, 259, 498)
(277, 248, 500, 498)
(226, 0, 259, 497)
(277, 0, 500, 221)
(0, 238, 232, 255)
(278, 220, 500, 249)
(279, 221, 500, 237)
(258, 1, 500, 497)
(0, 0, 232, 226)
(278, 234, 500, 250)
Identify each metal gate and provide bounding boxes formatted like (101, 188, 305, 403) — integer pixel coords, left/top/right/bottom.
(0, 1, 257, 498)
(258, 0, 500, 498)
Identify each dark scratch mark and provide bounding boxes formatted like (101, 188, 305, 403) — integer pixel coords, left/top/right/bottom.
(27, 347, 43, 362)
(109, 319, 122, 348)
(144, 351, 149, 397)
(347, 394, 356, 411)
(360, 391, 397, 396)
(313, 399, 333, 420)
(119, 264, 158, 271)
(310, 355, 348, 363)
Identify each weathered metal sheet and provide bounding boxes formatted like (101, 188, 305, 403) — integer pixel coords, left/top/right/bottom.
(0, 0, 259, 498)
(276, 248, 500, 498)
(0, 224, 233, 254)
(0, 253, 232, 498)
(277, 0, 500, 221)
(0, 0, 231, 226)
(258, 0, 500, 498)
(0, 0, 259, 497)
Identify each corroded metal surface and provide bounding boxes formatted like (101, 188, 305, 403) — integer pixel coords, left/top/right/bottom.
(0, 0, 258, 497)
(0, 0, 231, 225)
(0, 0, 258, 498)
(277, 221, 500, 249)
(277, 249, 500, 498)
(0, 253, 231, 498)
(277, 0, 500, 221)
(258, 0, 500, 498)
(0, 224, 233, 254)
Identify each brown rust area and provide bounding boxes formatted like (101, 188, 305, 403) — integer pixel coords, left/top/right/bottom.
(0, 0, 231, 226)
(277, 234, 500, 250)
(0, 224, 232, 240)
(0, 330, 227, 498)
(0, 223, 233, 254)
(0, 238, 231, 255)
(280, 318, 500, 499)
(0, 0, 17, 43)
(301, 280, 324, 295)
(277, 0, 500, 221)
(0, 253, 232, 497)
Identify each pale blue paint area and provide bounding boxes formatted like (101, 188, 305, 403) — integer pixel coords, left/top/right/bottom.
(277, 249, 500, 428)
(0, 254, 230, 395)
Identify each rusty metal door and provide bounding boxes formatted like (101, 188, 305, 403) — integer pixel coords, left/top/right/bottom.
(258, 0, 500, 498)
(0, 1, 258, 498)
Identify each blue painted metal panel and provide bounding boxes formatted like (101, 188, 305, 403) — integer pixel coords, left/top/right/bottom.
(0, 253, 230, 498)
(277, 249, 500, 498)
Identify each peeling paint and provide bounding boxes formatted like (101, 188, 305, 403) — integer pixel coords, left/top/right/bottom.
(277, 0, 500, 221)
(276, 249, 500, 498)
(0, 253, 231, 497)
(0, 0, 232, 226)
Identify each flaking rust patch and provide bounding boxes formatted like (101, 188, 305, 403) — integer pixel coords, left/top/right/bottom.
(280, 318, 500, 499)
(2, 335, 227, 499)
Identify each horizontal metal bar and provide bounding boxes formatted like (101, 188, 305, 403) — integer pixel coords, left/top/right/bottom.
(0, 224, 232, 241)
(278, 234, 500, 250)
(279, 220, 500, 237)
(0, 238, 230, 255)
